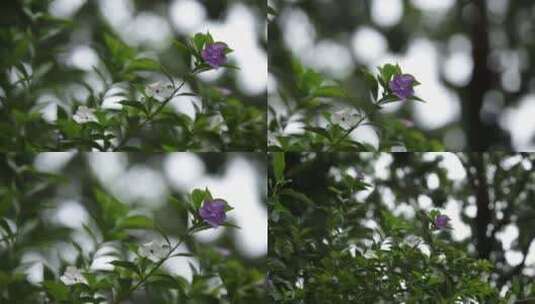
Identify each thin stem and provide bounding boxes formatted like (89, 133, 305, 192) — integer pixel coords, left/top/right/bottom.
(112, 67, 205, 151)
(113, 239, 185, 304)
(327, 99, 390, 151)
(113, 81, 186, 151)
(328, 115, 367, 151)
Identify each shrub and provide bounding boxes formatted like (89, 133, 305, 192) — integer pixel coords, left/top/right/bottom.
(0, 2, 265, 151)
(267, 152, 535, 303)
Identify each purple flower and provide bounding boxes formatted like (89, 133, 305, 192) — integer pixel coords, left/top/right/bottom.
(199, 199, 227, 227)
(434, 214, 450, 230)
(389, 74, 415, 100)
(201, 43, 227, 69)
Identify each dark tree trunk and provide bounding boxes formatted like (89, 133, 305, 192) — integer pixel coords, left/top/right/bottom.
(470, 153, 493, 259)
(465, 0, 492, 151)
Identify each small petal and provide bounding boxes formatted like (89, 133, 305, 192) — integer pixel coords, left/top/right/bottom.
(199, 199, 227, 228)
(73, 106, 97, 124)
(268, 133, 280, 147)
(138, 241, 170, 261)
(209, 113, 228, 132)
(434, 214, 450, 230)
(389, 74, 415, 100)
(331, 109, 362, 130)
(145, 82, 174, 101)
(201, 42, 228, 69)
(60, 266, 88, 285)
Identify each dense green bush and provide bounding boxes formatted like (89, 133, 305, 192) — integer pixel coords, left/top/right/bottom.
(0, 1, 265, 151)
(0, 153, 266, 303)
(268, 152, 535, 303)
(268, 0, 535, 150)
(268, 60, 443, 151)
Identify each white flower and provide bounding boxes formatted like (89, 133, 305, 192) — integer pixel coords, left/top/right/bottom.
(209, 113, 228, 132)
(73, 106, 97, 124)
(268, 133, 280, 147)
(391, 145, 407, 152)
(331, 109, 361, 130)
(138, 241, 170, 261)
(206, 276, 227, 297)
(145, 82, 174, 100)
(363, 249, 377, 259)
(60, 266, 88, 285)
(405, 235, 422, 248)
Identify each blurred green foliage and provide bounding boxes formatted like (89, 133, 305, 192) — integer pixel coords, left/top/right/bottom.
(268, 0, 535, 150)
(0, 153, 267, 303)
(0, 0, 266, 151)
(268, 152, 535, 302)
(268, 60, 443, 151)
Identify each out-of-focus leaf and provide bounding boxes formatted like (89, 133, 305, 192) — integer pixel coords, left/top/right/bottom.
(93, 188, 128, 227)
(109, 260, 140, 275)
(313, 85, 345, 98)
(126, 58, 160, 72)
(193, 33, 207, 51)
(42, 281, 69, 301)
(119, 100, 147, 113)
(304, 127, 331, 140)
(191, 189, 208, 209)
(117, 215, 154, 230)
(272, 152, 285, 183)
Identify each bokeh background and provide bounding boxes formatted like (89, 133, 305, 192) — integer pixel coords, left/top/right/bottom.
(268, 0, 535, 151)
(0, 0, 266, 131)
(0, 152, 266, 292)
(275, 152, 535, 297)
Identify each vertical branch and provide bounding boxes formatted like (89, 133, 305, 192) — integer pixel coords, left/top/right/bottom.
(465, 0, 492, 151)
(468, 153, 493, 259)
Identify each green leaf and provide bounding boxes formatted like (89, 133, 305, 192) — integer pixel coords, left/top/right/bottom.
(119, 100, 147, 113)
(174, 40, 191, 55)
(56, 105, 69, 121)
(377, 95, 400, 104)
(279, 188, 314, 205)
(103, 33, 133, 60)
(93, 188, 128, 226)
(149, 274, 187, 291)
(193, 33, 207, 51)
(109, 260, 140, 275)
(168, 195, 194, 213)
(0, 218, 13, 238)
(360, 68, 379, 101)
(299, 69, 324, 95)
(220, 63, 240, 70)
(378, 63, 400, 84)
(410, 95, 426, 103)
(313, 85, 345, 98)
(43, 281, 69, 301)
(272, 153, 285, 183)
(220, 222, 241, 229)
(191, 189, 208, 209)
(205, 31, 214, 44)
(117, 215, 154, 230)
(204, 187, 214, 201)
(126, 58, 160, 72)
(303, 127, 331, 140)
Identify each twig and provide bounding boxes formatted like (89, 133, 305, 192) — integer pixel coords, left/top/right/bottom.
(112, 67, 205, 151)
(113, 81, 186, 151)
(327, 99, 390, 151)
(112, 239, 185, 304)
(328, 110, 372, 152)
